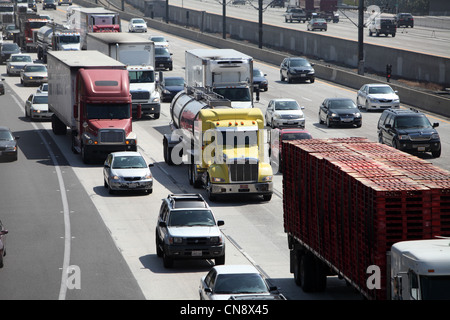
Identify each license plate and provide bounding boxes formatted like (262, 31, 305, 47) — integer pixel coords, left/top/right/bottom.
(159, 64, 165, 67)
(240, 185, 248, 189)
(192, 251, 202, 257)
(342, 118, 353, 122)
(417, 146, 426, 151)
(300, 74, 306, 77)
(128, 183, 137, 188)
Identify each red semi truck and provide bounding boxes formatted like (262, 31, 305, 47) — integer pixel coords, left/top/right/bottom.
(283, 137, 450, 300)
(47, 50, 137, 163)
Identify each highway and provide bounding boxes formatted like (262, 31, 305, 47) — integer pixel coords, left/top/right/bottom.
(0, 4, 449, 301)
(157, 0, 450, 58)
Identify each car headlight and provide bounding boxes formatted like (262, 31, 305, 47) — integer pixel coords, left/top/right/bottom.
(354, 112, 361, 117)
(169, 237, 183, 244)
(308, 69, 315, 74)
(331, 113, 338, 117)
(111, 175, 120, 180)
(262, 175, 273, 182)
(144, 174, 152, 179)
(5, 146, 16, 152)
(210, 236, 222, 245)
(272, 113, 281, 120)
(398, 134, 410, 140)
(393, 99, 400, 103)
(152, 97, 160, 102)
(431, 133, 440, 139)
(370, 97, 378, 102)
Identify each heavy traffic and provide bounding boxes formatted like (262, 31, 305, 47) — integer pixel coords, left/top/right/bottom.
(0, 0, 449, 301)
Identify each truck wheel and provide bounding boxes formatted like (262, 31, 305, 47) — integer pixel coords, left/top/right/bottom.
(314, 257, 327, 292)
(163, 138, 174, 165)
(300, 252, 316, 292)
(81, 145, 91, 164)
(207, 176, 217, 201)
(51, 115, 67, 135)
(263, 194, 272, 201)
(293, 251, 303, 286)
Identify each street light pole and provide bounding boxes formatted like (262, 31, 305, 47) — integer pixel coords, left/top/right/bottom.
(258, 0, 263, 48)
(357, 0, 364, 75)
(223, 0, 226, 39)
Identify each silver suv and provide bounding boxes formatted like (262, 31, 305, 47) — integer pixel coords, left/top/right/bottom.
(155, 194, 225, 268)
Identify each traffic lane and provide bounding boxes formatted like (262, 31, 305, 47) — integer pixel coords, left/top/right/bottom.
(0, 70, 146, 299)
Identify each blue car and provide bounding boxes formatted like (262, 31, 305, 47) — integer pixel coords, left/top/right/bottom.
(158, 76, 185, 102)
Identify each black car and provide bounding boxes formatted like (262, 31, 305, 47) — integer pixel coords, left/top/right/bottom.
(0, 43, 20, 64)
(377, 108, 441, 158)
(42, 0, 56, 9)
(395, 13, 414, 28)
(318, 98, 362, 128)
(3, 24, 18, 40)
(158, 76, 184, 102)
(0, 126, 19, 161)
(253, 68, 268, 91)
(280, 57, 315, 83)
(155, 47, 173, 71)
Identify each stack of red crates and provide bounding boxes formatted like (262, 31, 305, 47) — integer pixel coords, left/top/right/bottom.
(282, 137, 450, 300)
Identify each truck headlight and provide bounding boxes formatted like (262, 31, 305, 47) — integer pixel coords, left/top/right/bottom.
(169, 237, 183, 244)
(210, 236, 222, 245)
(398, 134, 410, 140)
(152, 97, 160, 102)
(262, 175, 273, 182)
(212, 177, 225, 183)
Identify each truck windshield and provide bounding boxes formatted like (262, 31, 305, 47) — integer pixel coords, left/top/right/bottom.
(420, 275, 450, 300)
(86, 103, 130, 120)
(213, 130, 258, 148)
(59, 35, 80, 44)
(129, 70, 154, 83)
(213, 88, 251, 102)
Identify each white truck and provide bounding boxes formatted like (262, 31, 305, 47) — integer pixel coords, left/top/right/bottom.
(86, 32, 160, 119)
(36, 24, 81, 63)
(0, 2, 14, 30)
(65, 7, 121, 50)
(389, 238, 450, 300)
(185, 49, 254, 109)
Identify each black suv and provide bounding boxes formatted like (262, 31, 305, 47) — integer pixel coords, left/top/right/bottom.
(155, 194, 225, 268)
(395, 13, 414, 28)
(155, 47, 173, 71)
(377, 108, 441, 158)
(280, 57, 315, 83)
(42, 0, 56, 10)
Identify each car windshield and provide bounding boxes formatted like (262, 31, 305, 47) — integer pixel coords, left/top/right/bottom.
(329, 100, 357, 109)
(381, 19, 394, 25)
(253, 69, 264, 77)
(214, 273, 269, 294)
(368, 86, 394, 94)
(395, 115, 432, 129)
(151, 36, 166, 42)
(33, 95, 48, 104)
(289, 59, 309, 67)
(6, 25, 16, 31)
(132, 19, 145, 24)
(112, 155, 147, 169)
(25, 65, 47, 72)
(275, 101, 300, 110)
(12, 55, 32, 62)
(165, 78, 184, 86)
(2, 43, 19, 51)
(168, 210, 215, 227)
(282, 132, 311, 141)
(0, 130, 13, 141)
(155, 47, 170, 56)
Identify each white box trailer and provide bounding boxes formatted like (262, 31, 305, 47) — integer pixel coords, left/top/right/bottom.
(185, 49, 254, 108)
(87, 32, 160, 119)
(65, 7, 121, 49)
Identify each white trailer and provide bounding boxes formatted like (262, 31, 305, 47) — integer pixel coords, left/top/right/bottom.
(65, 7, 121, 50)
(185, 49, 254, 109)
(86, 32, 160, 119)
(36, 24, 81, 62)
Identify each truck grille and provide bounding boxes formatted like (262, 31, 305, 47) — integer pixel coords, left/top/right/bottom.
(229, 161, 258, 182)
(99, 129, 125, 143)
(131, 91, 150, 100)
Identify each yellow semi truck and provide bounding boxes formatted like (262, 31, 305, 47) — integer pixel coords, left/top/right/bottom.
(163, 88, 273, 201)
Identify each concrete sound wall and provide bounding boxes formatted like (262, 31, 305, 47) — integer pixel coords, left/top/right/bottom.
(76, 0, 450, 118)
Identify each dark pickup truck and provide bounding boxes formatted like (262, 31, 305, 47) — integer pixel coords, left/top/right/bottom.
(284, 7, 307, 23)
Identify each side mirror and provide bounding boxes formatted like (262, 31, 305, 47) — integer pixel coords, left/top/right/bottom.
(204, 288, 212, 293)
(269, 285, 278, 291)
(159, 221, 167, 228)
(385, 123, 392, 129)
(0, 230, 8, 236)
(433, 123, 439, 128)
(217, 220, 224, 226)
(148, 163, 154, 168)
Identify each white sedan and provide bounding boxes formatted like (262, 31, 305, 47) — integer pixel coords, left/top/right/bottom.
(356, 83, 400, 110)
(128, 18, 147, 33)
(199, 265, 284, 300)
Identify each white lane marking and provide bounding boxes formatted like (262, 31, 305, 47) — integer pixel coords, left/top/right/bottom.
(11, 95, 71, 300)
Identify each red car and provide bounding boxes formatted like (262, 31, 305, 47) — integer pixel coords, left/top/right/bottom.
(271, 128, 312, 172)
(0, 220, 8, 268)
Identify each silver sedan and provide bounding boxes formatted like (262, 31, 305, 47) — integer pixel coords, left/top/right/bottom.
(20, 64, 48, 87)
(6, 53, 33, 76)
(103, 151, 154, 194)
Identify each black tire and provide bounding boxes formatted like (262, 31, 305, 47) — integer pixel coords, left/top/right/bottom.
(263, 194, 272, 201)
(155, 234, 163, 257)
(215, 255, 225, 265)
(293, 251, 302, 286)
(163, 139, 174, 165)
(300, 252, 316, 292)
(432, 148, 441, 158)
(163, 251, 174, 268)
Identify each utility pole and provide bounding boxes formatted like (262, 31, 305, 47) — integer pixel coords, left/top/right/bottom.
(357, 0, 364, 75)
(222, 0, 226, 39)
(258, 0, 263, 48)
